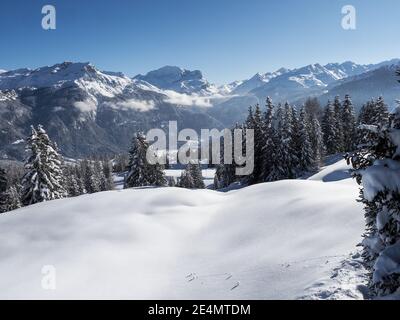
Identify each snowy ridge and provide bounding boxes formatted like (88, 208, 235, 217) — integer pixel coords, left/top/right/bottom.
(0, 158, 366, 299)
(134, 65, 219, 95)
(0, 62, 132, 99)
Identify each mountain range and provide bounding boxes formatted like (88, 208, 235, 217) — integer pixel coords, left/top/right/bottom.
(1, 59, 399, 160)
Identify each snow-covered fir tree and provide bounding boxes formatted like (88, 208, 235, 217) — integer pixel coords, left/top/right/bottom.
(279, 102, 298, 178)
(4, 186, 22, 212)
(348, 105, 400, 297)
(65, 165, 81, 197)
(214, 127, 237, 189)
(124, 132, 166, 188)
(358, 100, 375, 125)
(267, 103, 286, 181)
(322, 100, 341, 155)
(21, 125, 67, 205)
(102, 160, 114, 191)
(309, 116, 325, 169)
(373, 96, 390, 128)
(82, 160, 101, 194)
(333, 96, 345, 152)
(179, 162, 205, 189)
(245, 105, 264, 185)
(342, 94, 357, 152)
(261, 97, 278, 181)
(297, 107, 314, 172)
(94, 161, 108, 192)
(0, 167, 7, 213)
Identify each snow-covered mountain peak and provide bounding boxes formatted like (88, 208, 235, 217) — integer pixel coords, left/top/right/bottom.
(231, 68, 289, 95)
(134, 65, 216, 95)
(0, 62, 132, 99)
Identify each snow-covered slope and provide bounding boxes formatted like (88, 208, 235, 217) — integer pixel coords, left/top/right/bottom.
(0, 159, 365, 299)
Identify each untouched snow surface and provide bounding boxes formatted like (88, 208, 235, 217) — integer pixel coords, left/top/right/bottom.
(0, 159, 366, 299)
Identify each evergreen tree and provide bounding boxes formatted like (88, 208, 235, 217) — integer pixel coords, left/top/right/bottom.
(348, 105, 400, 297)
(102, 160, 114, 191)
(261, 97, 277, 181)
(93, 161, 107, 191)
(372, 96, 390, 128)
(124, 132, 166, 188)
(65, 166, 81, 197)
(304, 97, 322, 120)
(21, 125, 66, 205)
(322, 100, 340, 155)
(267, 103, 286, 181)
(342, 94, 357, 151)
(358, 100, 375, 125)
(297, 107, 314, 172)
(245, 104, 264, 185)
(179, 162, 205, 189)
(0, 167, 7, 213)
(333, 96, 345, 152)
(213, 126, 238, 189)
(4, 186, 21, 212)
(309, 116, 325, 169)
(279, 102, 298, 178)
(74, 165, 86, 194)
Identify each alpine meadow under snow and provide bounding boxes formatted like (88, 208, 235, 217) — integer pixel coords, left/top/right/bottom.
(2, 58, 400, 300)
(0, 159, 366, 299)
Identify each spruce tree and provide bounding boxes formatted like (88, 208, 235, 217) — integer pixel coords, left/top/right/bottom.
(65, 166, 81, 197)
(261, 97, 277, 181)
(245, 104, 264, 185)
(373, 96, 390, 128)
(267, 103, 286, 181)
(179, 162, 205, 189)
(0, 167, 7, 213)
(309, 116, 325, 169)
(279, 102, 298, 178)
(4, 186, 21, 212)
(322, 100, 340, 155)
(348, 105, 400, 297)
(342, 94, 357, 151)
(358, 100, 375, 125)
(333, 96, 345, 152)
(21, 125, 66, 205)
(214, 127, 237, 189)
(297, 107, 314, 172)
(124, 132, 166, 188)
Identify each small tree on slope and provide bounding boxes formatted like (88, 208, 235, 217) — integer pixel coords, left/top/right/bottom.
(21, 125, 66, 205)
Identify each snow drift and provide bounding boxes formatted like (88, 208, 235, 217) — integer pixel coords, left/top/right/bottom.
(0, 159, 364, 299)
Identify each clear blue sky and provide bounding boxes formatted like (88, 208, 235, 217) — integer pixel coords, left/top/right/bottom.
(1, 0, 399, 84)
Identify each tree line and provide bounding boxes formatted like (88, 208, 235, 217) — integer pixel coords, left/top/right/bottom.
(0, 125, 114, 214)
(214, 94, 391, 189)
(123, 132, 205, 190)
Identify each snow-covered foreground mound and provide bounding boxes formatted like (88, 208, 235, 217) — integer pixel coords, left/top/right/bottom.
(0, 159, 365, 299)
